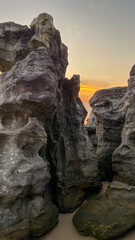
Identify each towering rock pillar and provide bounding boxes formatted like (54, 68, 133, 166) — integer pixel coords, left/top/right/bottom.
(47, 75, 101, 212)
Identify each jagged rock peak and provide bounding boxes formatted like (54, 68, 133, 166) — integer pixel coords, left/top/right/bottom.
(0, 13, 68, 74)
(130, 64, 135, 76)
(29, 13, 55, 49)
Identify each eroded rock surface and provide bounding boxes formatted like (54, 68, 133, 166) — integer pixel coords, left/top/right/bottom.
(0, 22, 34, 72)
(0, 47, 60, 118)
(73, 181, 135, 240)
(0, 13, 69, 239)
(0, 117, 58, 240)
(47, 75, 101, 213)
(89, 87, 127, 180)
(0, 13, 68, 75)
(113, 67, 135, 185)
(0, 62, 59, 239)
(29, 13, 55, 49)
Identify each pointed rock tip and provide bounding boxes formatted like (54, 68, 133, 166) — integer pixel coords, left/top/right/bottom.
(30, 13, 54, 28)
(130, 64, 135, 76)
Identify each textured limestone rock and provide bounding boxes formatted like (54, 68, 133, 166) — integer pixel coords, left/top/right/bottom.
(0, 22, 34, 72)
(89, 87, 127, 180)
(0, 47, 60, 239)
(0, 12, 69, 239)
(29, 13, 55, 49)
(0, 117, 58, 240)
(112, 66, 135, 185)
(0, 13, 68, 75)
(47, 75, 101, 213)
(73, 181, 135, 240)
(0, 47, 59, 118)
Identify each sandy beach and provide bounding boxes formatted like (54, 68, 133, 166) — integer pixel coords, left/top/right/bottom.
(34, 212, 135, 240)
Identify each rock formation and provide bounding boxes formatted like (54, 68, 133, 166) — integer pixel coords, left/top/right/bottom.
(0, 22, 34, 72)
(0, 13, 68, 76)
(0, 12, 102, 239)
(89, 87, 127, 180)
(73, 69, 135, 240)
(0, 13, 69, 239)
(29, 13, 55, 49)
(2, 11, 135, 240)
(47, 75, 101, 213)
(87, 110, 98, 150)
(73, 181, 135, 240)
(112, 66, 135, 185)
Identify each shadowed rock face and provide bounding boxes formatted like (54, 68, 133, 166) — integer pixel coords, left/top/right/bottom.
(47, 75, 101, 213)
(89, 87, 127, 180)
(87, 110, 98, 150)
(73, 181, 135, 240)
(113, 66, 135, 185)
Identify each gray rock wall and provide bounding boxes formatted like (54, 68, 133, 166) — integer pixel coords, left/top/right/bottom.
(89, 87, 127, 180)
(113, 66, 135, 185)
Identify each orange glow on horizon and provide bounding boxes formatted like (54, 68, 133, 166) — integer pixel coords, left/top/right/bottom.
(80, 84, 98, 93)
(79, 84, 101, 104)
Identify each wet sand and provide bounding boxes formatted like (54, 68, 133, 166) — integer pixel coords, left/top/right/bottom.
(34, 212, 135, 240)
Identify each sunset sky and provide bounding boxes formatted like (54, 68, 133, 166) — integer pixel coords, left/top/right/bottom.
(0, 0, 135, 113)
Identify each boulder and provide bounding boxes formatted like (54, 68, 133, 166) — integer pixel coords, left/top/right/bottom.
(113, 66, 135, 185)
(89, 87, 127, 180)
(47, 75, 101, 213)
(73, 181, 135, 240)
